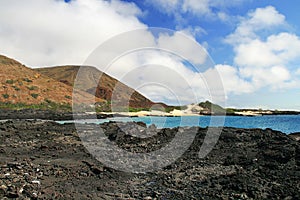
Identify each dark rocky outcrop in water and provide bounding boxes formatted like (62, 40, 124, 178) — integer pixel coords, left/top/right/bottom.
(0, 120, 299, 199)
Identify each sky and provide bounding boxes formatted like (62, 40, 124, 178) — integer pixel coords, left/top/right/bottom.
(0, 0, 299, 110)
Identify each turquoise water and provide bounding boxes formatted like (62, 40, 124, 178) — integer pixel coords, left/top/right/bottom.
(58, 115, 300, 134)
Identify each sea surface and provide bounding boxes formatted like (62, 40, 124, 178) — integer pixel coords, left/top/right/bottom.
(57, 115, 300, 134)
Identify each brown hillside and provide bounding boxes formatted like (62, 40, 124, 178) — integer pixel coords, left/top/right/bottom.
(35, 66, 158, 108)
(0, 55, 104, 105)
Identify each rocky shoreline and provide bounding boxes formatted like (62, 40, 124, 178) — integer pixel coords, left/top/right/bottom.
(0, 109, 115, 121)
(0, 119, 299, 199)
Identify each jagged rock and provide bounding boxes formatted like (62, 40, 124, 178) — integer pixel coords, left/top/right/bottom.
(0, 120, 299, 199)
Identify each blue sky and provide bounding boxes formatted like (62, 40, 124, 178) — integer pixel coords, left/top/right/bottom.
(128, 0, 300, 64)
(0, 0, 299, 109)
(119, 0, 300, 109)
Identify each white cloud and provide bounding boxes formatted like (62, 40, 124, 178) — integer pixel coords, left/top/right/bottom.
(217, 12, 230, 22)
(267, 33, 300, 62)
(182, 0, 211, 16)
(157, 31, 208, 65)
(110, 0, 142, 17)
(235, 33, 300, 68)
(240, 66, 292, 88)
(234, 39, 282, 68)
(222, 6, 300, 95)
(99, 46, 213, 105)
(178, 26, 207, 38)
(225, 6, 286, 44)
(0, 0, 146, 67)
(247, 6, 285, 28)
(270, 66, 291, 81)
(215, 64, 254, 95)
(145, 0, 180, 15)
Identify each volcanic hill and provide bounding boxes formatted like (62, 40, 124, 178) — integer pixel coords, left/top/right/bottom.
(0, 55, 104, 106)
(35, 65, 157, 109)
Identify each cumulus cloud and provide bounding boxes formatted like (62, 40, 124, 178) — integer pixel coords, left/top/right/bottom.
(221, 6, 300, 95)
(225, 6, 286, 44)
(214, 64, 254, 95)
(234, 39, 281, 68)
(182, 0, 211, 16)
(157, 31, 208, 65)
(235, 33, 300, 68)
(0, 0, 146, 67)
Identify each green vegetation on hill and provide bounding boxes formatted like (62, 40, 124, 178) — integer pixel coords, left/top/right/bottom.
(226, 108, 237, 115)
(198, 101, 226, 114)
(164, 105, 187, 113)
(0, 102, 72, 112)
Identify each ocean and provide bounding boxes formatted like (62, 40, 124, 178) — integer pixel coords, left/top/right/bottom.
(58, 115, 300, 134)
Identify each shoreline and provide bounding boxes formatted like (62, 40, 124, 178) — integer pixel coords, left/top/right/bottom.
(0, 108, 299, 121)
(0, 109, 299, 135)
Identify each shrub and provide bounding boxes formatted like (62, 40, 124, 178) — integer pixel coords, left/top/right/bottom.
(44, 98, 52, 104)
(12, 86, 20, 91)
(65, 95, 72, 99)
(23, 78, 32, 82)
(164, 106, 185, 113)
(0, 101, 71, 112)
(129, 107, 149, 112)
(226, 108, 237, 114)
(2, 94, 9, 99)
(30, 93, 39, 99)
(6, 79, 14, 84)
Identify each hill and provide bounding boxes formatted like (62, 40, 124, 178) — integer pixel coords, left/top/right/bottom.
(198, 101, 226, 115)
(35, 66, 160, 110)
(0, 55, 104, 110)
